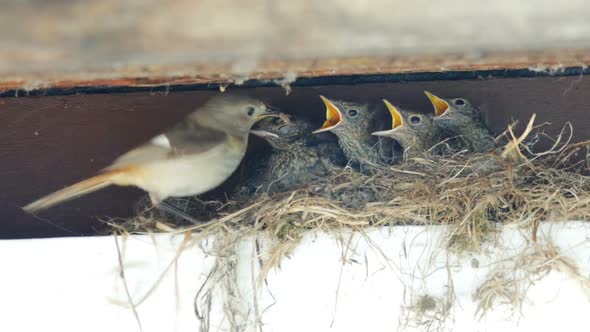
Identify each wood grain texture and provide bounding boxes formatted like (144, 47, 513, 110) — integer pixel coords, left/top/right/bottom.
(1, 51, 590, 93)
(1, 0, 590, 90)
(1, 76, 589, 238)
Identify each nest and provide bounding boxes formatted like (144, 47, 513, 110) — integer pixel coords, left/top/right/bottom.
(111, 116, 590, 253)
(106, 116, 590, 329)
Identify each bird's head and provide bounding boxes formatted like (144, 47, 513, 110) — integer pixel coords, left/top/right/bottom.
(312, 96, 372, 138)
(251, 115, 307, 149)
(424, 91, 481, 132)
(199, 95, 280, 134)
(372, 99, 437, 154)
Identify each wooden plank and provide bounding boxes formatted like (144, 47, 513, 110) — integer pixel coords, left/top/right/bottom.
(2, 51, 590, 93)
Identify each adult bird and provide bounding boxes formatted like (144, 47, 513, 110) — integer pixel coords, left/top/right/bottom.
(23, 95, 279, 223)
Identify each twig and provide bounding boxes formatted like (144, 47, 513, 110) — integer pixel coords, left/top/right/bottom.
(114, 232, 143, 332)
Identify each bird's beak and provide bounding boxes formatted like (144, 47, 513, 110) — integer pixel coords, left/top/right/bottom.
(313, 95, 342, 134)
(424, 91, 449, 117)
(384, 99, 403, 129)
(372, 99, 403, 137)
(278, 112, 292, 124)
(371, 129, 393, 137)
(250, 130, 279, 139)
(256, 106, 281, 120)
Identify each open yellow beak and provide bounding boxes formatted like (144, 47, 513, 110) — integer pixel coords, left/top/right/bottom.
(424, 91, 449, 117)
(384, 99, 403, 129)
(313, 95, 342, 134)
(372, 99, 403, 137)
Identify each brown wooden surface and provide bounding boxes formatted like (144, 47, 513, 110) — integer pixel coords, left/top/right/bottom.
(1, 76, 589, 238)
(1, 50, 590, 93)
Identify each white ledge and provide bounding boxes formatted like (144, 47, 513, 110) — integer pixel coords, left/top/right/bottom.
(2, 222, 590, 332)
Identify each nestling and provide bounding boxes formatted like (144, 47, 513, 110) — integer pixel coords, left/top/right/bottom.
(372, 99, 439, 160)
(424, 91, 495, 153)
(241, 116, 332, 194)
(313, 95, 391, 168)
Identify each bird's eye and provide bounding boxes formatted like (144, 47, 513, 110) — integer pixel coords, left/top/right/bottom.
(348, 109, 358, 116)
(454, 99, 466, 106)
(247, 106, 256, 116)
(409, 115, 422, 124)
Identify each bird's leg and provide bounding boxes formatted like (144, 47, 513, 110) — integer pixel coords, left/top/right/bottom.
(149, 194, 203, 224)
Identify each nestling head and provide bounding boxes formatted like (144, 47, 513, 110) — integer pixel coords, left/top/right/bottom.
(312, 95, 373, 135)
(424, 91, 481, 132)
(372, 99, 437, 154)
(252, 115, 308, 149)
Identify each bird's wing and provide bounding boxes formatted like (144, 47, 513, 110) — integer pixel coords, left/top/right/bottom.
(165, 120, 229, 155)
(109, 120, 228, 168)
(109, 144, 172, 168)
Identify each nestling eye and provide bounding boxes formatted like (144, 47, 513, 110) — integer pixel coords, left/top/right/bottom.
(454, 99, 466, 106)
(348, 109, 358, 116)
(409, 115, 422, 124)
(247, 106, 256, 116)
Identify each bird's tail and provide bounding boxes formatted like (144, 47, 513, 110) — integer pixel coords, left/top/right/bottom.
(22, 169, 129, 214)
